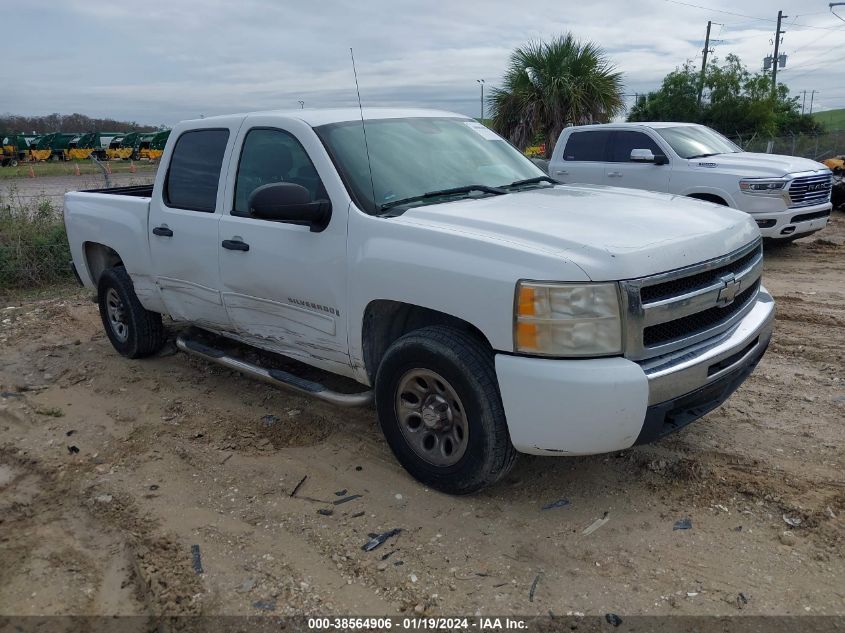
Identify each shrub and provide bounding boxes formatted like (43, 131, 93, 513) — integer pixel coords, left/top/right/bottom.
(0, 186, 73, 291)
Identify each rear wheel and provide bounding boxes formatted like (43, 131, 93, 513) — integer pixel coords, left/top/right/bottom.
(375, 326, 516, 494)
(97, 266, 166, 358)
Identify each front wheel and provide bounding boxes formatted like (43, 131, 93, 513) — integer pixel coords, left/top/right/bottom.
(375, 326, 517, 494)
(97, 266, 167, 358)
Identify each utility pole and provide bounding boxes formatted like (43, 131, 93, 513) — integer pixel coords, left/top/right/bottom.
(697, 21, 712, 107)
(477, 79, 485, 122)
(809, 90, 817, 114)
(771, 10, 787, 96)
(801, 90, 807, 114)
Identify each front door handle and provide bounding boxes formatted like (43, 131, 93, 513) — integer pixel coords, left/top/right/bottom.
(554, 169, 568, 176)
(607, 171, 622, 178)
(152, 226, 173, 237)
(222, 239, 249, 252)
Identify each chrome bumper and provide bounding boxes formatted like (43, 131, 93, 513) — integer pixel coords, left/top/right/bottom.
(640, 287, 775, 405)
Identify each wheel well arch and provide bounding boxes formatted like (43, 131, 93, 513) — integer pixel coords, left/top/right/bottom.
(687, 192, 729, 206)
(83, 242, 123, 286)
(361, 300, 492, 384)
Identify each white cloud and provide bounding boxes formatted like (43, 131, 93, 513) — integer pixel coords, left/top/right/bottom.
(4, 0, 844, 124)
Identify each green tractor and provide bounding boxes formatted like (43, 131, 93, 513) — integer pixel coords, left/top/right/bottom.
(135, 130, 170, 161)
(67, 131, 123, 160)
(1, 133, 36, 166)
(30, 132, 75, 162)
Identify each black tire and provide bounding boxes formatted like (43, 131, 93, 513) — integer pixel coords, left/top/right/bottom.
(375, 326, 517, 495)
(97, 266, 166, 358)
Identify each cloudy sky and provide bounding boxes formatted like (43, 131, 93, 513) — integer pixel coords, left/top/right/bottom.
(4, 0, 844, 126)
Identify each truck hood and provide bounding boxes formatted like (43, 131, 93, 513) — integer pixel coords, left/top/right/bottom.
(687, 151, 830, 178)
(398, 185, 759, 281)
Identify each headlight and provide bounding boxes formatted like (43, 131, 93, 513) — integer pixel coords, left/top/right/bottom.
(739, 177, 787, 195)
(514, 281, 622, 356)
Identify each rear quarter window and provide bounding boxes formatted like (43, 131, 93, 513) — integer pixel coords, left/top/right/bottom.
(165, 129, 229, 212)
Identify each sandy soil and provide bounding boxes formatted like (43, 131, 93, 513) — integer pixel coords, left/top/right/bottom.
(1, 215, 843, 619)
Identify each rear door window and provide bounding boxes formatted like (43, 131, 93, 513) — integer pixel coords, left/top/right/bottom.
(562, 130, 610, 162)
(165, 129, 229, 212)
(608, 131, 665, 162)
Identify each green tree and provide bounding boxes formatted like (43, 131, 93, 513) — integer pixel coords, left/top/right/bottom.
(489, 34, 624, 158)
(628, 54, 822, 137)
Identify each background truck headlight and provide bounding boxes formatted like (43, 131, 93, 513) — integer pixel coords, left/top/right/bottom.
(739, 177, 787, 195)
(514, 281, 622, 356)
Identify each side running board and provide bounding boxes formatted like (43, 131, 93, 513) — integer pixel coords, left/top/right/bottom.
(175, 334, 373, 408)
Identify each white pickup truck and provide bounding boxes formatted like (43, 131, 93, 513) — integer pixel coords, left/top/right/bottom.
(64, 108, 775, 494)
(548, 122, 833, 241)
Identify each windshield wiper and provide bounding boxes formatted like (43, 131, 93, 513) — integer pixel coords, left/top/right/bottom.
(687, 152, 721, 159)
(504, 176, 559, 188)
(379, 184, 506, 211)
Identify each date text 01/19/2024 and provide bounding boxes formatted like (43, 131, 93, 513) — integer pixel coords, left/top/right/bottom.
(306, 617, 527, 630)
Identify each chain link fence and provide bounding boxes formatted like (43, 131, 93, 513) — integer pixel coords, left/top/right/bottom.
(729, 130, 845, 162)
(0, 192, 72, 293)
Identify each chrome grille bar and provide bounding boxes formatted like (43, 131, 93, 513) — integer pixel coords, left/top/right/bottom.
(621, 239, 763, 361)
(788, 173, 832, 208)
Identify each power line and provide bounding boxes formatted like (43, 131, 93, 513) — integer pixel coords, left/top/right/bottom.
(662, 0, 845, 30)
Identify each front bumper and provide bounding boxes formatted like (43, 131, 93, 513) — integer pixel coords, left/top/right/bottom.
(749, 202, 831, 239)
(495, 288, 775, 455)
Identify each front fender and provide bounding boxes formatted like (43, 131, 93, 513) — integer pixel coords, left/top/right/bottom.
(345, 208, 590, 382)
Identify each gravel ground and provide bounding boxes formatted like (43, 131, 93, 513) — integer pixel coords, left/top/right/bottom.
(0, 214, 843, 620)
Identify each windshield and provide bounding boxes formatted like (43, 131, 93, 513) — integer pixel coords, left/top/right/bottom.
(315, 117, 545, 213)
(655, 125, 742, 159)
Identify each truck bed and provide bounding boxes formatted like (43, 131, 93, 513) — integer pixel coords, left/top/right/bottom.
(81, 184, 154, 197)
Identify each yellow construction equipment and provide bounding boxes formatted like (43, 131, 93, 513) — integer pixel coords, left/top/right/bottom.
(823, 156, 844, 174)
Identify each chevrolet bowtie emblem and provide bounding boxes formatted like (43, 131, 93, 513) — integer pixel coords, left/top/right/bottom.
(717, 274, 741, 307)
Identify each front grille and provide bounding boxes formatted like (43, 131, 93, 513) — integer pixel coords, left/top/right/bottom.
(790, 209, 830, 224)
(788, 173, 832, 208)
(621, 239, 763, 361)
(643, 280, 760, 347)
(640, 243, 762, 304)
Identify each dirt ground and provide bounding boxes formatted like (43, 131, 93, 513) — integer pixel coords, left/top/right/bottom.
(1, 215, 843, 620)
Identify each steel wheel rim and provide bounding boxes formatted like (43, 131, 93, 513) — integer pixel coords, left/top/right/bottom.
(105, 287, 129, 342)
(395, 368, 469, 467)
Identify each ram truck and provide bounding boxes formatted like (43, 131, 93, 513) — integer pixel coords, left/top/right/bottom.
(64, 109, 775, 494)
(548, 122, 833, 241)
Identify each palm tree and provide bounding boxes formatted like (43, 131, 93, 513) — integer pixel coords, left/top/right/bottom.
(489, 34, 624, 158)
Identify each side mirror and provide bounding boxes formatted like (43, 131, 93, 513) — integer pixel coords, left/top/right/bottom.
(248, 182, 331, 232)
(630, 148, 668, 165)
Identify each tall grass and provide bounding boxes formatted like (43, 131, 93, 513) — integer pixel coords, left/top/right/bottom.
(0, 185, 73, 291)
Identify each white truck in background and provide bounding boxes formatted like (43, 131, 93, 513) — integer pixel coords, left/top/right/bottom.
(548, 122, 833, 242)
(64, 108, 774, 494)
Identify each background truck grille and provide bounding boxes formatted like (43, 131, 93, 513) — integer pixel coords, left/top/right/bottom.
(621, 239, 763, 361)
(788, 173, 832, 208)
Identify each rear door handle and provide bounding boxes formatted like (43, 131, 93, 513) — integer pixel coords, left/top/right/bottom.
(152, 226, 173, 237)
(222, 239, 249, 252)
(553, 169, 568, 176)
(607, 171, 622, 178)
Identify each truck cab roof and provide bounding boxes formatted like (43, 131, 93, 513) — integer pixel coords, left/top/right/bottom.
(181, 108, 467, 128)
(564, 121, 703, 130)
